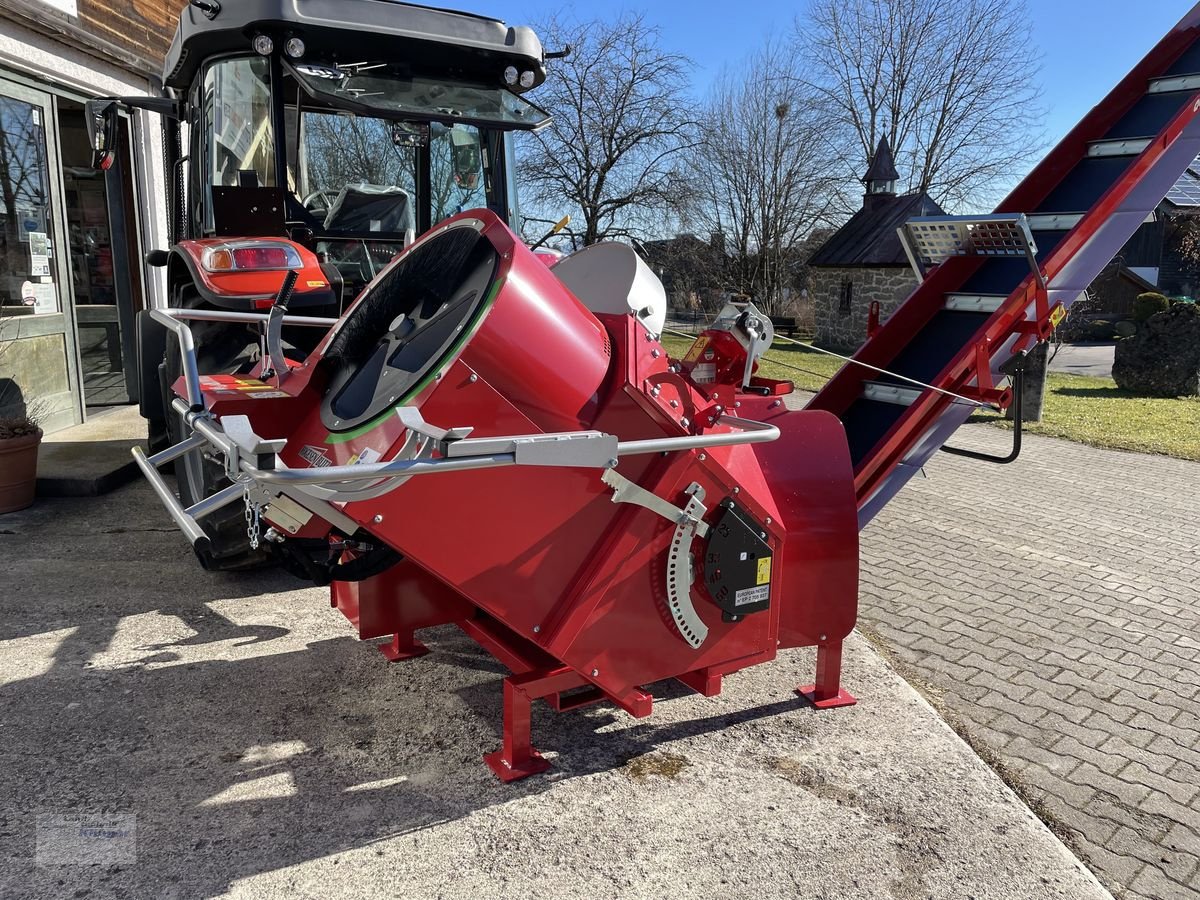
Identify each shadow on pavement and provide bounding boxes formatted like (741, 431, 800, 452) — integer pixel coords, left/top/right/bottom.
(0, 482, 822, 898)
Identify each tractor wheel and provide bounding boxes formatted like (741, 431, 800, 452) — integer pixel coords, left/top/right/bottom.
(162, 289, 268, 571)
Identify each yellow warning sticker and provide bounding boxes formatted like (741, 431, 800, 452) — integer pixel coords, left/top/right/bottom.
(756, 555, 772, 586)
(683, 336, 710, 364)
(199, 375, 276, 391)
(1049, 304, 1067, 328)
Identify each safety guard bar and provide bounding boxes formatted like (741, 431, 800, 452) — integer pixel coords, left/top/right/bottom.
(133, 312, 781, 552)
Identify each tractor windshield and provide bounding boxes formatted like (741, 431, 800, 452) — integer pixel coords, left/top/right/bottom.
(295, 112, 489, 234)
(198, 55, 527, 294)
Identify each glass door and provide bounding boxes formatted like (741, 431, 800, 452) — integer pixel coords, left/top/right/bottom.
(0, 78, 79, 432)
(58, 98, 140, 407)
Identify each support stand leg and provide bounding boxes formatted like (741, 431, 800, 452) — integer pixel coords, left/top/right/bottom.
(481, 666, 585, 782)
(378, 630, 429, 662)
(484, 676, 551, 782)
(796, 641, 857, 709)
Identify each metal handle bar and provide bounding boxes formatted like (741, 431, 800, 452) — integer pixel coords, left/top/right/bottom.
(151, 408, 777, 495)
(152, 307, 338, 409)
(149, 308, 205, 408)
(164, 308, 339, 327)
(616, 416, 778, 456)
(132, 445, 209, 548)
(228, 416, 778, 488)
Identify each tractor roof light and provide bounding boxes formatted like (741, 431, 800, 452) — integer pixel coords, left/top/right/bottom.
(503, 66, 519, 86)
(519, 70, 536, 89)
(253, 33, 274, 56)
(202, 241, 302, 273)
(285, 37, 305, 59)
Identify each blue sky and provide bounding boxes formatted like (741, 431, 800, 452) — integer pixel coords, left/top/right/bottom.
(479, 0, 1192, 151)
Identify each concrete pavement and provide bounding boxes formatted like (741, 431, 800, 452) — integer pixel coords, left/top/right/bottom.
(1049, 343, 1116, 379)
(0, 480, 1108, 900)
(857, 422, 1200, 900)
(36, 405, 145, 497)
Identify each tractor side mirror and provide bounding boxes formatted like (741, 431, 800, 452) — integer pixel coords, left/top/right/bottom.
(85, 100, 120, 171)
(391, 121, 429, 149)
(449, 127, 482, 190)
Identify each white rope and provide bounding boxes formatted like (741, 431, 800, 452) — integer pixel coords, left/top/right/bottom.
(662, 327, 999, 412)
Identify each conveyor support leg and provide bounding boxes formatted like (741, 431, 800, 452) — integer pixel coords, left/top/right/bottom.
(796, 641, 858, 709)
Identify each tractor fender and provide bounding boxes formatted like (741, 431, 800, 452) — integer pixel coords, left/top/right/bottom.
(135, 308, 170, 425)
(165, 240, 337, 312)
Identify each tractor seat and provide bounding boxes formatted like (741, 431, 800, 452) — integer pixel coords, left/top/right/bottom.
(324, 184, 415, 235)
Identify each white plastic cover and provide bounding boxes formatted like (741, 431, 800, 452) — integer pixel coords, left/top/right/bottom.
(550, 242, 667, 336)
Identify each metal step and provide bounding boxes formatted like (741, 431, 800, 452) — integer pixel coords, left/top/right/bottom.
(1149, 73, 1200, 93)
(944, 293, 1006, 313)
(862, 380, 923, 407)
(1088, 138, 1152, 157)
(900, 214, 1044, 290)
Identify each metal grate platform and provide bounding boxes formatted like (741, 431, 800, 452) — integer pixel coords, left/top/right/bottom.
(899, 214, 1044, 288)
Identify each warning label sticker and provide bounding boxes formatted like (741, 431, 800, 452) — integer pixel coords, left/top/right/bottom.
(347, 447, 383, 466)
(200, 375, 286, 397)
(683, 336, 710, 363)
(756, 555, 772, 586)
(692, 363, 716, 383)
(734, 584, 770, 607)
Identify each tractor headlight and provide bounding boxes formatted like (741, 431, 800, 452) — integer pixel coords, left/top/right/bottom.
(285, 37, 305, 59)
(503, 66, 519, 86)
(519, 70, 536, 89)
(253, 34, 274, 56)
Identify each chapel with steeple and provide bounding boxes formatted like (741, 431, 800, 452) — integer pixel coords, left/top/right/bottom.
(809, 136, 945, 352)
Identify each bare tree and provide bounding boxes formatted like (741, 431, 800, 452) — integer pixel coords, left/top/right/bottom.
(800, 0, 1044, 211)
(691, 43, 843, 313)
(303, 113, 415, 197)
(518, 13, 699, 246)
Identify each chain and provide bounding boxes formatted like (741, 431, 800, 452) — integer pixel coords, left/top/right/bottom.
(243, 482, 261, 551)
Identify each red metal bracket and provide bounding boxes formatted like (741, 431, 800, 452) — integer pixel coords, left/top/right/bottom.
(483, 667, 585, 782)
(677, 667, 723, 697)
(796, 642, 858, 709)
(378, 630, 430, 662)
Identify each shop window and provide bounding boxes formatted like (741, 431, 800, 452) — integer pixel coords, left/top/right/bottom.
(0, 96, 58, 316)
(838, 279, 853, 315)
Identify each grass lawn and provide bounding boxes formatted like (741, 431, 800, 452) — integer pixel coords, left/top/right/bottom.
(662, 332, 1200, 461)
(998, 373, 1200, 461)
(661, 333, 843, 392)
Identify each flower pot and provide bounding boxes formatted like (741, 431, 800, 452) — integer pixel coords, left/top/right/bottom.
(0, 429, 42, 514)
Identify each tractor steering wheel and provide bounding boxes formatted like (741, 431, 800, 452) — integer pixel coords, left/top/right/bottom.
(302, 190, 335, 215)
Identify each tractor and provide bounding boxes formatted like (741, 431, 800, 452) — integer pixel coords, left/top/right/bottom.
(88, 0, 552, 569)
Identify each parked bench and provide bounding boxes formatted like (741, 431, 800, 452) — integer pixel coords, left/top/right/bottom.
(769, 315, 802, 337)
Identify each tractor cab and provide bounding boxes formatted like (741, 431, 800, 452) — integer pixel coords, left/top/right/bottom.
(92, 0, 549, 305)
(86, 0, 554, 569)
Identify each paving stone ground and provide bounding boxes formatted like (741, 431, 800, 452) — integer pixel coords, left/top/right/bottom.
(856, 423, 1200, 899)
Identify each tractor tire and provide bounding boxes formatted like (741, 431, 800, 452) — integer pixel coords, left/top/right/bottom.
(162, 290, 269, 572)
